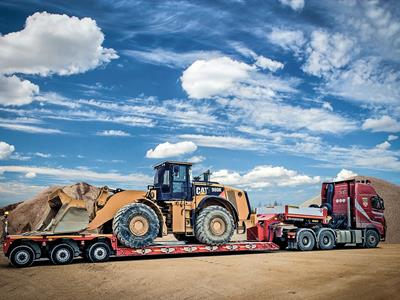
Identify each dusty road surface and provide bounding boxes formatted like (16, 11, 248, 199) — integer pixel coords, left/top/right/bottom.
(0, 244, 399, 300)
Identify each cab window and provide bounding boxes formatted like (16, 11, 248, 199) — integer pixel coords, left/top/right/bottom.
(371, 196, 383, 210)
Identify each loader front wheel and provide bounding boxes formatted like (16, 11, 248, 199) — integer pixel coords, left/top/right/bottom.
(195, 206, 234, 245)
(113, 203, 159, 248)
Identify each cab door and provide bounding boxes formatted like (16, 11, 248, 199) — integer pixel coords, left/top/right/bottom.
(171, 165, 191, 201)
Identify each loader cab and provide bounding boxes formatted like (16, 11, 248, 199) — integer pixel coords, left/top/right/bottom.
(153, 161, 193, 201)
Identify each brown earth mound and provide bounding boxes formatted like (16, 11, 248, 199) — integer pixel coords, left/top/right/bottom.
(301, 176, 400, 243)
(0, 182, 101, 239)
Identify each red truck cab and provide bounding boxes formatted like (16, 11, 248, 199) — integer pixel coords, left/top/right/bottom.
(321, 179, 386, 241)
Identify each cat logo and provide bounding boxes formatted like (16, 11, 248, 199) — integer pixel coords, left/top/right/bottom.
(195, 186, 208, 195)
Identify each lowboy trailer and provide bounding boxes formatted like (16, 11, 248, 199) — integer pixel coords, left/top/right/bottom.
(2, 179, 386, 267)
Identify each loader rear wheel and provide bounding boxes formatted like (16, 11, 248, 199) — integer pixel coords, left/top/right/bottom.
(297, 230, 315, 251)
(9, 245, 35, 268)
(195, 206, 234, 245)
(49, 243, 74, 265)
(86, 241, 111, 263)
(113, 203, 160, 248)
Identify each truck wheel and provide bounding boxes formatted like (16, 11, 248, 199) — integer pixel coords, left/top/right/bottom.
(49, 243, 74, 265)
(113, 203, 160, 248)
(9, 245, 35, 268)
(195, 206, 234, 245)
(86, 241, 111, 263)
(365, 230, 380, 248)
(318, 230, 335, 250)
(297, 230, 315, 251)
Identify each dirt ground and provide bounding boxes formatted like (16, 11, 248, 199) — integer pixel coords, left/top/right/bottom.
(0, 244, 399, 300)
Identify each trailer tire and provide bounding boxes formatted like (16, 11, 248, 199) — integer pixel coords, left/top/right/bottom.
(365, 230, 380, 248)
(297, 230, 315, 251)
(9, 245, 35, 268)
(318, 230, 335, 250)
(113, 203, 160, 248)
(49, 243, 74, 265)
(195, 206, 234, 245)
(86, 241, 111, 263)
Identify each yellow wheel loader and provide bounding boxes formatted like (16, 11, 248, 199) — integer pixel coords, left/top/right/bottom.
(38, 161, 256, 247)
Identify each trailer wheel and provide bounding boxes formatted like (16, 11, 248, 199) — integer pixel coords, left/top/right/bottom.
(318, 230, 335, 250)
(49, 243, 74, 265)
(113, 203, 160, 248)
(297, 230, 315, 251)
(86, 241, 111, 263)
(195, 205, 234, 245)
(365, 230, 380, 248)
(9, 245, 35, 268)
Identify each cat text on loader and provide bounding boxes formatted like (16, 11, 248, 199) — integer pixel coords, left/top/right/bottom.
(42, 161, 256, 248)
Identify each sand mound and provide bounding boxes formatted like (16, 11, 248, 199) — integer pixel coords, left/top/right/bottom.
(0, 182, 101, 239)
(300, 176, 400, 243)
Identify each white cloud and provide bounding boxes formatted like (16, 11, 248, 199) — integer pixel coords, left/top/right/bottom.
(334, 169, 357, 181)
(0, 165, 152, 186)
(376, 141, 391, 150)
(323, 58, 400, 104)
(0, 122, 64, 134)
(0, 141, 15, 159)
(181, 56, 254, 99)
(0, 75, 39, 106)
(278, 0, 305, 11)
(255, 56, 284, 72)
(213, 165, 320, 189)
(388, 135, 398, 141)
(302, 30, 355, 77)
(34, 152, 51, 158)
(267, 28, 305, 54)
(25, 171, 37, 178)
(179, 134, 258, 150)
(146, 141, 197, 158)
(189, 155, 205, 163)
(96, 130, 131, 137)
(123, 48, 221, 68)
(362, 116, 400, 133)
(0, 12, 118, 76)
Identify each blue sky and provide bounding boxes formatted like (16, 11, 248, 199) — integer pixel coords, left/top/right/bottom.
(0, 0, 399, 207)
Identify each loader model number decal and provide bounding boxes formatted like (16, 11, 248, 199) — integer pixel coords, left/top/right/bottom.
(195, 186, 224, 196)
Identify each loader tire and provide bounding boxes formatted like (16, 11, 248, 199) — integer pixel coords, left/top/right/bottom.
(113, 203, 159, 248)
(195, 206, 234, 245)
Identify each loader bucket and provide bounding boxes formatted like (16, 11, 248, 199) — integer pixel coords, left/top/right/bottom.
(36, 189, 90, 234)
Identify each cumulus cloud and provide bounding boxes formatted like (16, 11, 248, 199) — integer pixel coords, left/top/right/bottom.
(255, 56, 284, 72)
(362, 116, 400, 133)
(376, 141, 391, 151)
(0, 141, 15, 159)
(213, 165, 320, 189)
(189, 155, 205, 163)
(96, 130, 131, 137)
(334, 169, 358, 181)
(0, 12, 117, 106)
(181, 56, 356, 134)
(302, 30, 355, 77)
(146, 141, 197, 158)
(25, 171, 37, 178)
(278, 0, 305, 11)
(0, 12, 118, 76)
(181, 56, 254, 99)
(0, 75, 39, 106)
(267, 28, 305, 54)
